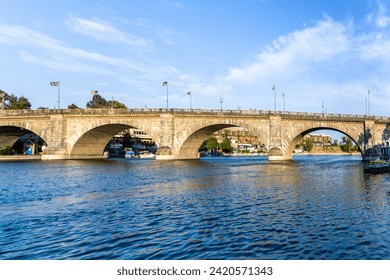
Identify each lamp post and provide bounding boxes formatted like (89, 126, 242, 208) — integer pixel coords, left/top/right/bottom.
(272, 85, 276, 111)
(220, 97, 223, 112)
(163, 81, 168, 109)
(187, 91, 192, 110)
(365, 97, 367, 116)
(368, 90, 371, 116)
(50, 81, 60, 109)
(282, 93, 285, 112)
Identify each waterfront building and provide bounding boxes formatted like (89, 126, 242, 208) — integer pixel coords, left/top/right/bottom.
(113, 129, 154, 144)
(302, 133, 332, 147)
(213, 127, 265, 153)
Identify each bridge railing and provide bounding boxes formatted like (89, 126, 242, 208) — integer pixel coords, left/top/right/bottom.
(0, 108, 389, 121)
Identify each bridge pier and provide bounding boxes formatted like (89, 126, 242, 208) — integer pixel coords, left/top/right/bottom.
(268, 154, 292, 161)
(42, 154, 109, 160)
(156, 154, 200, 160)
(267, 146, 293, 161)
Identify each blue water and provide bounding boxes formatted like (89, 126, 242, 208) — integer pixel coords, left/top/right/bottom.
(1, 155, 390, 259)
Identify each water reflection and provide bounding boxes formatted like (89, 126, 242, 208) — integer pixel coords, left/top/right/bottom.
(1, 155, 390, 259)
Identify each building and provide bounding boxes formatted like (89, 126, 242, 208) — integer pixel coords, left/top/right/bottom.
(113, 128, 154, 144)
(302, 133, 332, 147)
(213, 127, 265, 153)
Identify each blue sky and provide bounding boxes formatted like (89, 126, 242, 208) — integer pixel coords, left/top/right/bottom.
(1, 0, 390, 116)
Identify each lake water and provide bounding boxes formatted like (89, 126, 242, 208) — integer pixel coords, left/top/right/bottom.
(1, 155, 390, 260)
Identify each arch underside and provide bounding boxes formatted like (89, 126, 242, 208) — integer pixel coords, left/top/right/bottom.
(177, 123, 364, 160)
(285, 126, 363, 159)
(178, 124, 240, 158)
(70, 124, 133, 158)
(0, 126, 46, 148)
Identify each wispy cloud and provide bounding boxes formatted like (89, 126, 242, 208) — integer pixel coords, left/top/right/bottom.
(0, 24, 172, 77)
(65, 17, 154, 50)
(375, 1, 390, 28)
(159, 0, 185, 10)
(225, 17, 349, 83)
(190, 13, 390, 114)
(18, 51, 111, 74)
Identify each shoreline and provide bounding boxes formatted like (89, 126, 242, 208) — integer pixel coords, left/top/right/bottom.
(0, 155, 42, 162)
(295, 152, 361, 156)
(0, 152, 361, 162)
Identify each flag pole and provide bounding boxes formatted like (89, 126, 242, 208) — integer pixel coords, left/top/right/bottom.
(272, 85, 276, 111)
(163, 81, 168, 109)
(58, 83, 61, 109)
(50, 81, 61, 109)
(187, 91, 192, 110)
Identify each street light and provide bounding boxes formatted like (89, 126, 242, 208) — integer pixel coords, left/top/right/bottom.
(220, 97, 223, 112)
(163, 81, 168, 109)
(368, 90, 371, 116)
(365, 97, 367, 116)
(272, 85, 276, 111)
(50, 81, 60, 109)
(187, 91, 192, 110)
(282, 93, 285, 112)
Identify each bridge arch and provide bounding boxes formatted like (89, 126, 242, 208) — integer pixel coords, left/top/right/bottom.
(280, 125, 364, 160)
(178, 124, 239, 158)
(0, 125, 47, 154)
(173, 117, 267, 159)
(68, 121, 158, 159)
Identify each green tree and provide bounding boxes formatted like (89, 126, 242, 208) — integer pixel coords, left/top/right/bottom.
(0, 89, 6, 109)
(1, 90, 31, 109)
(304, 138, 314, 152)
(0, 145, 14, 155)
(86, 93, 108, 108)
(206, 136, 219, 151)
(68, 103, 80, 109)
(220, 138, 233, 153)
(111, 100, 127, 109)
(341, 137, 353, 152)
(4, 93, 31, 109)
(199, 140, 208, 151)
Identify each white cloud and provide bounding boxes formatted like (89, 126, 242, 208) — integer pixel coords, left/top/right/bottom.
(191, 14, 390, 114)
(65, 17, 154, 50)
(18, 51, 111, 74)
(0, 24, 175, 79)
(375, 1, 390, 28)
(225, 18, 349, 83)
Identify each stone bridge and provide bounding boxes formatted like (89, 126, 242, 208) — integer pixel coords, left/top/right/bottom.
(0, 108, 389, 160)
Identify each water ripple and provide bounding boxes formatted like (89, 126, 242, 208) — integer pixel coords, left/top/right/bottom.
(1, 156, 390, 259)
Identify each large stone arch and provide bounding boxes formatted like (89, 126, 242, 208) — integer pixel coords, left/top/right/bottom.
(289, 127, 363, 157)
(69, 124, 132, 159)
(275, 120, 365, 160)
(0, 124, 48, 150)
(68, 119, 159, 159)
(172, 117, 269, 159)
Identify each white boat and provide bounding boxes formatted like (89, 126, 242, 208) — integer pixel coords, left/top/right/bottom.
(138, 151, 156, 159)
